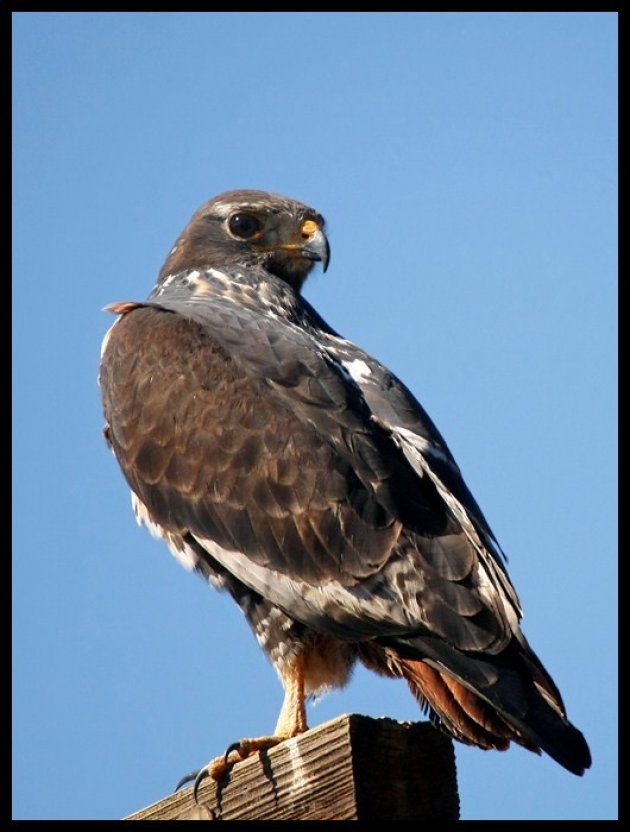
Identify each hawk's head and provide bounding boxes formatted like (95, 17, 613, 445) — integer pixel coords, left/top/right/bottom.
(158, 189, 329, 292)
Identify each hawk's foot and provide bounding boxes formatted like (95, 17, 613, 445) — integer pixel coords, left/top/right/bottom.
(176, 735, 285, 803)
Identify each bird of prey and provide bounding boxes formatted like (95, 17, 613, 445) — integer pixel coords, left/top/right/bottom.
(99, 189, 590, 785)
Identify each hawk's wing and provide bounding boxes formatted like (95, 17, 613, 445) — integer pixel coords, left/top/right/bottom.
(100, 287, 520, 652)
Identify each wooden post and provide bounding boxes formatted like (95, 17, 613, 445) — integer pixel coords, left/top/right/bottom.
(125, 714, 459, 820)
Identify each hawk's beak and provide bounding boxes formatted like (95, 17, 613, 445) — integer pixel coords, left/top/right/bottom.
(300, 227, 330, 273)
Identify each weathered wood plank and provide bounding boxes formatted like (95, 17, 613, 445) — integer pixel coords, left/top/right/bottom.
(125, 713, 459, 820)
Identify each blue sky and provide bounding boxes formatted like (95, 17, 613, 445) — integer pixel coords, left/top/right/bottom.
(12, 12, 617, 821)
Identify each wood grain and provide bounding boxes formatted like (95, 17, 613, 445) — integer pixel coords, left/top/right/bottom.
(125, 714, 459, 821)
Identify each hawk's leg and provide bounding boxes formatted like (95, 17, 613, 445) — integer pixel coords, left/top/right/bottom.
(179, 652, 308, 802)
(273, 649, 308, 737)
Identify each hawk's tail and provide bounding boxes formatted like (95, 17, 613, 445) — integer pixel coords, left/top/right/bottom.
(392, 651, 591, 776)
(397, 657, 514, 751)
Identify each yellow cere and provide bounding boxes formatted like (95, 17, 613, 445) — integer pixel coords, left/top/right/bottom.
(301, 219, 320, 238)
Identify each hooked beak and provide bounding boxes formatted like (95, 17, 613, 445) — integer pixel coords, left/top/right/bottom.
(300, 226, 330, 273)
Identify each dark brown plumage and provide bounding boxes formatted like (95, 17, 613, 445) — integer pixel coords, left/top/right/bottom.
(99, 189, 590, 778)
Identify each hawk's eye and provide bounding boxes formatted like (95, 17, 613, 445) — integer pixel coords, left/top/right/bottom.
(228, 213, 263, 240)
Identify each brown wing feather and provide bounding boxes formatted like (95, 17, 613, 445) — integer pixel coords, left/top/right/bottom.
(100, 301, 512, 650)
(100, 304, 402, 585)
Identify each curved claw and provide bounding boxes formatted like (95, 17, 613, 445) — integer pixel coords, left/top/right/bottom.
(175, 747, 238, 805)
(224, 741, 243, 764)
(177, 737, 281, 804)
(174, 769, 200, 792)
(193, 766, 210, 804)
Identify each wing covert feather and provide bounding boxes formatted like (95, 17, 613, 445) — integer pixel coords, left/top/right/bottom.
(100, 300, 515, 650)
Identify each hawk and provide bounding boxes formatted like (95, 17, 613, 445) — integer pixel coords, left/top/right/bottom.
(99, 189, 590, 785)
